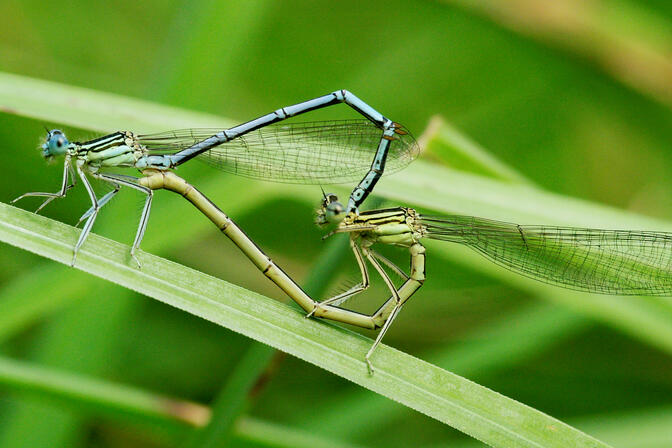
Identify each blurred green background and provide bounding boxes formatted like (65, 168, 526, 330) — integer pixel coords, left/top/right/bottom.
(2, 0, 672, 446)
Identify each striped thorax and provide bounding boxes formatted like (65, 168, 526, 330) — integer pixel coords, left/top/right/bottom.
(318, 192, 425, 247)
(63, 130, 144, 169)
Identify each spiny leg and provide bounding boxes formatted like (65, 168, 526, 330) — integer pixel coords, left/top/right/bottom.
(313, 259, 416, 375)
(92, 172, 153, 268)
(306, 237, 370, 317)
(360, 246, 407, 374)
(11, 155, 75, 213)
(76, 187, 120, 227)
(371, 244, 426, 324)
(312, 243, 414, 374)
(72, 163, 99, 266)
(363, 247, 402, 303)
(365, 303, 404, 375)
(76, 173, 146, 224)
(369, 249, 409, 281)
(321, 223, 378, 241)
(356, 243, 426, 374)
(307, 242, 423, 374)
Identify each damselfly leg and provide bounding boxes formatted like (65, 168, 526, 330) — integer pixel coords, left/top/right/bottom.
(11, 155, 75, 213)
(91, 173, 153, 268)
(306, 238, 370, 315)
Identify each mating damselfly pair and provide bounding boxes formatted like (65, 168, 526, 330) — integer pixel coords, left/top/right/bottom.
(12, 90, 672, 372)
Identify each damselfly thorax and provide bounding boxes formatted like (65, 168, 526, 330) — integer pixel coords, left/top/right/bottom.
(340, 207, 424, 248)
(71, 131, 144, 169)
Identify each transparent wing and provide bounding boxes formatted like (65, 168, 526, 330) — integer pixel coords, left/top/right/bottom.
(138, 119, 419, 184)
(420, 214, 672, 295)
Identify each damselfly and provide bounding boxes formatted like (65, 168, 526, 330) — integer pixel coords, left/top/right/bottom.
(12, 91, 419, 266)
(314, 193, 672, 372)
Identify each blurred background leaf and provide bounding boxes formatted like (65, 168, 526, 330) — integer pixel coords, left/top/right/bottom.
(1, 0, 672, 446)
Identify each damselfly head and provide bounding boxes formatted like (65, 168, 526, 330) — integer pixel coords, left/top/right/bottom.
(315, 193, 345, 226)
(41, 129, 70, 160)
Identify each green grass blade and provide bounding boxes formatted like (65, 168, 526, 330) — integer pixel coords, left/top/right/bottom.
(0, 354, 359, 448)
(0, 71, 231, 133)
(0, 287, 138, 447)
(303, 303, 590, 440)
(420, 115, 530, 184)
(0, 203, 611, 447)
(235, 416, 365, 448)
(571, 406, 672, 448)
(0, 355, 209, 427)
(0, 264, 84, 342)
(0, 177, 273, 340)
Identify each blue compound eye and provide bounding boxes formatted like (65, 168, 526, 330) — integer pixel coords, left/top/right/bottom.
(43, 129, 69, 158)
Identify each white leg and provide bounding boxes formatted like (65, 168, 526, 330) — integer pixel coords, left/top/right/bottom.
(72, 164, 99, 266)
(91, 173, 153, 268)
(12, 156, 75, 213)
(76, 187, 120, 227)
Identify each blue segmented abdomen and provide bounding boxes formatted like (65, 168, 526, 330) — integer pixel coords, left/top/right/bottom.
(137, 119, 420, 184)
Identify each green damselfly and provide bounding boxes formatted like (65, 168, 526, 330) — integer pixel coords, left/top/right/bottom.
(314, 193, 672, 372)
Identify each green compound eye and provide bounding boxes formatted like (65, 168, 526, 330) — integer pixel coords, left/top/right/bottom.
(317, 193, 345, 225)
(325, 199, 345, 224)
